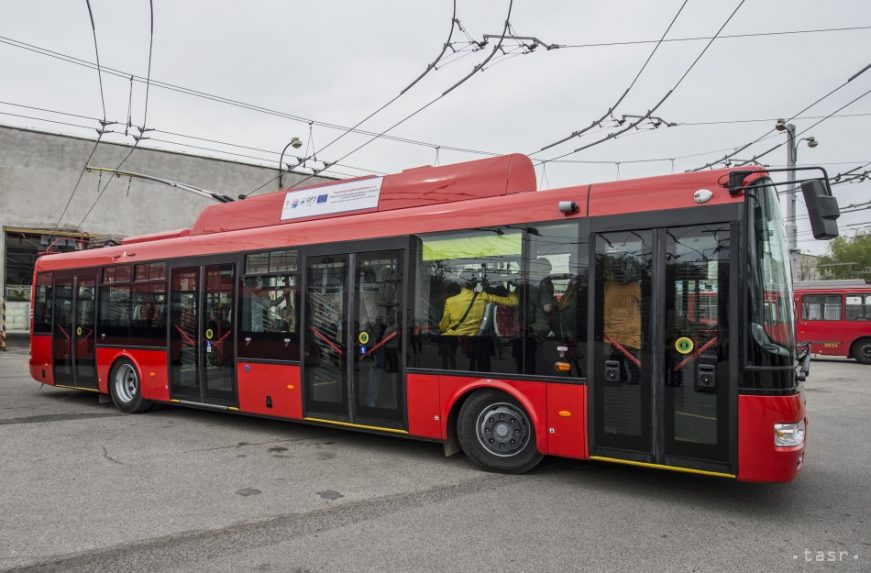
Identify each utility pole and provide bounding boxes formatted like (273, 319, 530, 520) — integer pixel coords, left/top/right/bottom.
(785, 122, 798, 278)
(775, 119, 817, 280)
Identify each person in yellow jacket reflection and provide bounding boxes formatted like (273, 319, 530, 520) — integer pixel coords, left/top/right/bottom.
(439, 269, 518, 372)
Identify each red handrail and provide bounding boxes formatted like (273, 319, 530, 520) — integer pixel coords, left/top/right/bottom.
(673, 336, 718, 372)
(605, 335, 641, 367)
(310, 326, 344, 356)
(359, 331, 398, 360)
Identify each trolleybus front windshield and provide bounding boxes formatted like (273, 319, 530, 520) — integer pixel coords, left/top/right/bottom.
(747, 179, 795, 362)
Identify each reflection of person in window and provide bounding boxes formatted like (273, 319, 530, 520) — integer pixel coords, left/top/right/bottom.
(529, 258, 556, 335)
(604, 256, 642, 383)
(439, 269, 518, 372)
(367, 313, 399, 408)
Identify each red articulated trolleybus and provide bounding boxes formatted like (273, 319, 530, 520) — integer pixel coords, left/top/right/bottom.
(794, 280, 871, 364)
(29, 154, 841, 482)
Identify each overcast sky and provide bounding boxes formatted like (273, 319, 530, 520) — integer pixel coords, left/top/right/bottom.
(1, 0, 870, 254)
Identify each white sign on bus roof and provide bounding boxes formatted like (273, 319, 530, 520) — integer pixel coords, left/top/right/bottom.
(280, 177, 383, 221)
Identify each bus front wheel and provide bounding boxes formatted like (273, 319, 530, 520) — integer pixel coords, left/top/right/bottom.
(109, 359, 153, 413)
(457, 390, 543, 474)
(852, 338, 871, 365)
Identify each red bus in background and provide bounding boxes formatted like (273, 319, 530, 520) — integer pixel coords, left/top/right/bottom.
(29, 154, 840, 482)
(795, 280, 871, 364)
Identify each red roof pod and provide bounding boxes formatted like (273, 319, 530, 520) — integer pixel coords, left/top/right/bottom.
(188, 154, 537, 236)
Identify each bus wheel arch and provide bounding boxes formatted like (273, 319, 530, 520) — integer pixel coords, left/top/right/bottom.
(851, 338, 871, 365)
(109, 357, 153, 413)
(449, 385, 544, 474)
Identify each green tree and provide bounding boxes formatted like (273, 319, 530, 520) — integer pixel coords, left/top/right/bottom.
(817, 232, 871, 279)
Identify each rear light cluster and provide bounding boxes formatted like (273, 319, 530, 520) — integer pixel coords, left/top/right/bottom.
(774, 420, 806, 447)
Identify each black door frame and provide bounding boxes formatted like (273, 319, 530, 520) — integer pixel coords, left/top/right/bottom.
(52, 270, 98, 389)
(301, 237, 410, 429)
(587, 205, 741, 475)
(167, 254, 241, 406)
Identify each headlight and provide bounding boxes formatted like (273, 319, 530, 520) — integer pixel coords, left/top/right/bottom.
(774, 420, 806, 447)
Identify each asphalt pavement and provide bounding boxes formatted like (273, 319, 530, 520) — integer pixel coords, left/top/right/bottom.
(0, 344, 868, 572)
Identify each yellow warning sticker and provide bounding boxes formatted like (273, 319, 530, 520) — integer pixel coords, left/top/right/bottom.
(358, 331, 370, 345)
(205, 328, 214, 340)
(675, 336, 694, 355)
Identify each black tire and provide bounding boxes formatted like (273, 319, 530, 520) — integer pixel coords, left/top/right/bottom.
(852, 338, 871, 365)
(457, 390, 543, 474)
(109, 359, 153, 413)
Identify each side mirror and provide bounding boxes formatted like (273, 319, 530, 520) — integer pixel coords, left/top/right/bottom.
(801, 180, 840, 240)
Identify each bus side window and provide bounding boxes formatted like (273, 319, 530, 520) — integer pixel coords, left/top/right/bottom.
(411, 228, 522, 374)
(33, 272, 54, 334)
(525, 222, 588, 378)
(239, 249, 300, 362)
(802, 294, 841, 321)
(846, 295, 871, 321)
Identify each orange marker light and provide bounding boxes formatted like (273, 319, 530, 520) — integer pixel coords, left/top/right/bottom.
(554, 362, 571, 372)
(287, 384, 295, 390)
(558, 410, 572, 417)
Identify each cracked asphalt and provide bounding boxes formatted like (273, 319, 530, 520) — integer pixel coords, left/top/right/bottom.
(0, 344, 868, 572)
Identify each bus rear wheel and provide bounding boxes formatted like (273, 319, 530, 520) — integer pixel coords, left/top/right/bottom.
(110, 359, 152, 413)
(457, 390, 543, 474)
(852, 338, 871, 365)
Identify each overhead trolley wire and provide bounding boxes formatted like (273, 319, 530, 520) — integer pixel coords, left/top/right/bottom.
(0, 100, 384, 179)
(3, 23, 869, 165)
(555, 24, 871, 50)
(534, 0, 689, 154)
(538, 0, 747, 166)
(690, 61, 871, 171)
(54, 0, 111, 231)
(300, 0, 459, 161)
(244, 0, 516, 197)
(0, 33, 501, 160)
(270, 0, 460, 191)
(75, 0, 155, 231)
(731, 86, 871, 168)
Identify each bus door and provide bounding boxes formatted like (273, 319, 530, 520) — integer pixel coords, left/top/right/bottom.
(51, 272, 98, 389)
(169, 261, 237, 406)
(591, 223, 734, 473)
(303, 246, 406, 429)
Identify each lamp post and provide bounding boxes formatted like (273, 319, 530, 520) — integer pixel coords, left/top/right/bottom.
(775, 119, 818, 279)
(278, 136, 302, 190)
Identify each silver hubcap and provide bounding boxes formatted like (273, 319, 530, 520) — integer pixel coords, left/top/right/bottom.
(114, 364, 138, 403)
(862, 344, 871, 360)
(476, 402, 531, 458)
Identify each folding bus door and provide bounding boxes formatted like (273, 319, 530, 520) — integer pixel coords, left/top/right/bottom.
(169, 260, 238, 406)
(51, 273, 97, 389)
(52, 275, 75, 386)
(73, 274, 98, 388)
(590, 223, 734, 474)
(302, 244, 407, 430)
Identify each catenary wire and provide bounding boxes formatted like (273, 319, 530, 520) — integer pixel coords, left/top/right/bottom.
(534, 0, 689, 154)
(244, 0, 516, 197)
(293, 0, 459, 165)
(556, 24, 871, 49)
(690, 61, 871, 171)
(74, 0, 155, 231)
(0, 34, 501, 159)
(54, 0, 110, 231)
(538, 0, 747, 165)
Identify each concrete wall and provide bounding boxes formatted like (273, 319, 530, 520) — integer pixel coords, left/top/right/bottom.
(0, 124, 330, 336)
